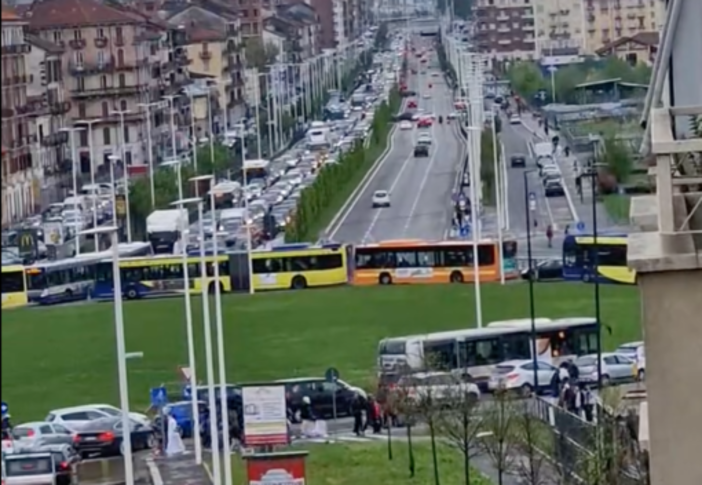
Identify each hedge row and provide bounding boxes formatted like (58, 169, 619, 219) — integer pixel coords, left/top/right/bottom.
(285, 87, 402, 242)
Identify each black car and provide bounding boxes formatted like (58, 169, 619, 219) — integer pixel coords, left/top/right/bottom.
(544, 180, 565, 197)
(72, 417, 155, 458)
(510, 154, 527, 168)
(393, 111, 415, 122)
(521, 259, 563, 281)
(414, 144, 429, 157)
(400, 90, 417, 98)
(279, 378, 363, 421)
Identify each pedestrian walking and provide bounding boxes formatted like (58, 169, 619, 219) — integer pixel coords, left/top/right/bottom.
(351, 393, 366, 436)
(546, 224, 554, 248)
(580, 384, 594, 422)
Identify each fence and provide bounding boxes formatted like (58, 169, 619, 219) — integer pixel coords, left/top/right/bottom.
(526, 396, 649, 484)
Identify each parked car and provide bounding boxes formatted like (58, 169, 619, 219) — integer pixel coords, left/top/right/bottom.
(574, 353, 636, 386)
(2, 443, 79, 485)
(487, 360, 558, 395)
(521, 259, 563, 281)
(72, 417, 155, 458)
(12, 422, 74, 446)
(615, 342, 646, 381)
(544, 180, 565, 197)
(397, 372, 480, 404)
(510, 154, 527, 168)
(45, 405, 150, 431)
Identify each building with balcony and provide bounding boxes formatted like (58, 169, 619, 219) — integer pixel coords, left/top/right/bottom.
(472, 0, 537, 62)
(25, 35, 71, 207)
(582, 0, 666, 54)
(23, 0, 176, 173)
(533, 0, 586, 58)
(595, 30, 659, 65)
(2, 6, 36, 226)
(161, 0, 246, 129)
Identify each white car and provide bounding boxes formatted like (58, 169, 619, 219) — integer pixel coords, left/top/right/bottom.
(372, 190, 391, 208)
(509, 114, 521, 124)
(487, 359, 558, 394)
(575, 353, 637, 385)
(12, 421, 73, 443)
(400, 120, 413, 130)
(399, 372, 480, 403)
(423, 93, 431, 99)
(45, 404, 150, 431)
(447, 112, 458, 119)
(417, 133, 432, 145)
(615, 341, 646, 380)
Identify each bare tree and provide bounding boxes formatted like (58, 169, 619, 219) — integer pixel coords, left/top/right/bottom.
(511, 399, 556, 485)
(479, 389, 518, 485)
(436, 377, 484, 485)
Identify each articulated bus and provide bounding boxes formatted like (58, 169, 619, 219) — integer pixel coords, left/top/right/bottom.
(91, 243, 351, 298)
(562, 234, 635, 284)
(1, 264, 28, 309)
(25, 242, 153, 304)
(352, 239, 519, 285)
(377, 317, 601, 388)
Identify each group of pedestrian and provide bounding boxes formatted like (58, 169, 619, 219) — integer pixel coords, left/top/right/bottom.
(552, 360, 595, 422)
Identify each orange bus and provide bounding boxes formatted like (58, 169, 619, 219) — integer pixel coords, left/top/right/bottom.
(352, 239, 519, 285)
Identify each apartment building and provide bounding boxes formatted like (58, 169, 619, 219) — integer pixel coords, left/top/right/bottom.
(162, 0, 246, 129)
(2, 6, 35, 225)
(583, 0, 666, 54)
(25, 35, 71, 207)
(534, 0, 587, 57)
(24, 0, 187, 174)
(472, 0, 537, 61)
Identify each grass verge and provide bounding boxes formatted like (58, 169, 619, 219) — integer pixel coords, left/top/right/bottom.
(230, 441, 493, 485)
(1, 283, 641, 420)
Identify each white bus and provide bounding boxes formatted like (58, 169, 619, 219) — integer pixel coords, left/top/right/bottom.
(377, 317, 601, 388)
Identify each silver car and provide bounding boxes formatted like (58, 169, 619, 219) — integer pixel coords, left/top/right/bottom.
(575, 353, 636, 385)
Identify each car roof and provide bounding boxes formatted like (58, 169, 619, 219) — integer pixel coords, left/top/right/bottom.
(49, 404, 114, 415)
(15, 422, 51, 428)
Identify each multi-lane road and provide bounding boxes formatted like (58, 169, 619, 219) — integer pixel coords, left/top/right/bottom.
(329, 61, 464, 243)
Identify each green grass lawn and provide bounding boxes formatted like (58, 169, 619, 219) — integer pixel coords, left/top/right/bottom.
(602, 194, 631, 224)
(1, 284, 641, 420)
(230, 442, 493, 485)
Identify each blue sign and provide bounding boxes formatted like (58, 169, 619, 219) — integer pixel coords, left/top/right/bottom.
(150, 387, 168, 408)
(1, 402, 8, 416)
(325, 367, 340, 382)
(183, 385, 192, 399)
(576, 221, 586, 232)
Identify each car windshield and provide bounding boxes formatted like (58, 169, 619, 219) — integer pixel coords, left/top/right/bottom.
(96, 407, 120, 416)
(375, 191, 387, 197)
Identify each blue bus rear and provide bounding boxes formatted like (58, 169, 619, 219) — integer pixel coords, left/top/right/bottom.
(562, 234, 634, 284)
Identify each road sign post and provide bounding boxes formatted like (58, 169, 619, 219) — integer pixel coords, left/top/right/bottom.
(325, 367, 339, 435)
(528, 192, 536, 212)
(576, 221, 586, 232)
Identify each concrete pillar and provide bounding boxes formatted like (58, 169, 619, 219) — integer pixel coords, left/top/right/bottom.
(629, 193, 702, 485)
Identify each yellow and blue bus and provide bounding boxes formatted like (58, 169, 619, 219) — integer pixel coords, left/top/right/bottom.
(1, 264, 29, 309)
(562, 234, 636, 284)
(91, 243, 351, 299)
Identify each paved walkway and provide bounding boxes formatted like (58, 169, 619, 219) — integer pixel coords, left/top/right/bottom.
(149, 452, 211, 485)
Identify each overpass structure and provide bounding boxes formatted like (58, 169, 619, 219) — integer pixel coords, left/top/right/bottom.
(628, 0, 701, 484)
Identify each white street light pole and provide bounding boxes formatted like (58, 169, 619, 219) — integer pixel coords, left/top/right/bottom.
(107, 155, 119, 228)
(188, 91, 199, 174)
(61, 126, 84, 255)
(163, 95, 179, 162)
(467, 126, 483, 327)
(81, 225, 134, 484)
(137, 101, 162, 208)
(75, 119, 101, 251)
(253, 69, 263, 160)
(239, 134, 255, 295)
(169, 192, 203, 465)
(265, 73, 274, 156)
(492, 114, 505, 285)
(110, 109, 132, 242)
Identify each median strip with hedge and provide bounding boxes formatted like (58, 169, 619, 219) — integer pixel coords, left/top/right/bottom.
(285, 87, 402, 243)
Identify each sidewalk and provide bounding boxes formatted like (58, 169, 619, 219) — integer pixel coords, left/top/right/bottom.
(519, 114, 627, 233)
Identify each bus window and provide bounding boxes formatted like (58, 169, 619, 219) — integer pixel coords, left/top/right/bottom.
(395, 251, 417, 267)
(595, 245, 627, 266)
(379, 340, 406, 355)
(423, 340, 457, 370)
(563, 238, 582, 267)
(355, 248, 396, 269)
(1, 270, 24, 294)
(465, 338, 502, 367)
(503, 241, 517, 258)
(502, 334, 531, 360)
(441, 248, 469, 266)
(415, 250, 436, 267)
(477, 244, 495, 266)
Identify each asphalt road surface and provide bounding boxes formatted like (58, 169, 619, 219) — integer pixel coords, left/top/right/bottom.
(330, 56, 464, 243)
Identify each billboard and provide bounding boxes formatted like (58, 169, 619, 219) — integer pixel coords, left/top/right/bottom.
(242, 385, 289, 446)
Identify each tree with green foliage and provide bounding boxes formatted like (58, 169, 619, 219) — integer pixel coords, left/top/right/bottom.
(506, 62, 547, 102)
(480, 128, 501, 206)
(244, 37, 280, 70)
(601, 135, 633, 185)
(285, 87, 401, 242)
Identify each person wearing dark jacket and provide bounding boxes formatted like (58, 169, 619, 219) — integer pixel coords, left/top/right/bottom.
(365, 397, 382, 434)
(351, 394, 366, 436)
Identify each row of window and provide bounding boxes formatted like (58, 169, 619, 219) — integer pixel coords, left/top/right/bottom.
(355, 246, 497, 270)
(564, 242, 627, 267)
(251, 254, 344, 274)
(1, 270, 24, 293)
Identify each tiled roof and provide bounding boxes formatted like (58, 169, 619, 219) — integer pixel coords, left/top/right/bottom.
(596, 31, 660, 55)
(631, 31, 659, 47)
(25, 0, 144, 29)
(2, 6, 20, 21)
(187, 27, 225, 43)
(26, 34, 64, 53)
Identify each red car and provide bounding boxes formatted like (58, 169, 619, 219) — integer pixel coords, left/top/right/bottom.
(408, 100, 417, 109)
(417, 117, 432, 128)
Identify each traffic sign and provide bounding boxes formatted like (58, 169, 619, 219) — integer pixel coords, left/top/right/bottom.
(150, 386, 168, 408)
(1, 402, 8, 416)
(325, 367, 340, 382)
(183, 385, 192, 399)
(529, 192, 536, 211)
(576, 221, 586, 232)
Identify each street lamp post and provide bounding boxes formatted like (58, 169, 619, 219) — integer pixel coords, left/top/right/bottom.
(80, 225, 134, 485)
(75, 119, 102, 251)
(253, 69, 264, 160)
(163, 95, 180, 164)
(466, 126, 483, 327)
(137, 101, 164, 208)
(109, 109, 132, 242)
(61, 126, 85, 255)
(106, 154, 131, 243)
(523, 169, 540, 389)
(168, 191, 203, 465)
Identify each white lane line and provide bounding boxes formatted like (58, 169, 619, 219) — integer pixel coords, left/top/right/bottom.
(361, 137, 415, 243)
(402, 124, 439, 237)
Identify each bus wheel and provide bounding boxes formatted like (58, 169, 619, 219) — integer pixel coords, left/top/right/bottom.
(450, 271, 464, 283)
(379, 273, 392, 285)
(126, 288, 138, 299)
(291, 275, 307, 290)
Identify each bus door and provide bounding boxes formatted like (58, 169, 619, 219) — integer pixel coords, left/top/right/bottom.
(562, 237, 585, 280)
(345, 245, 354, 283)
